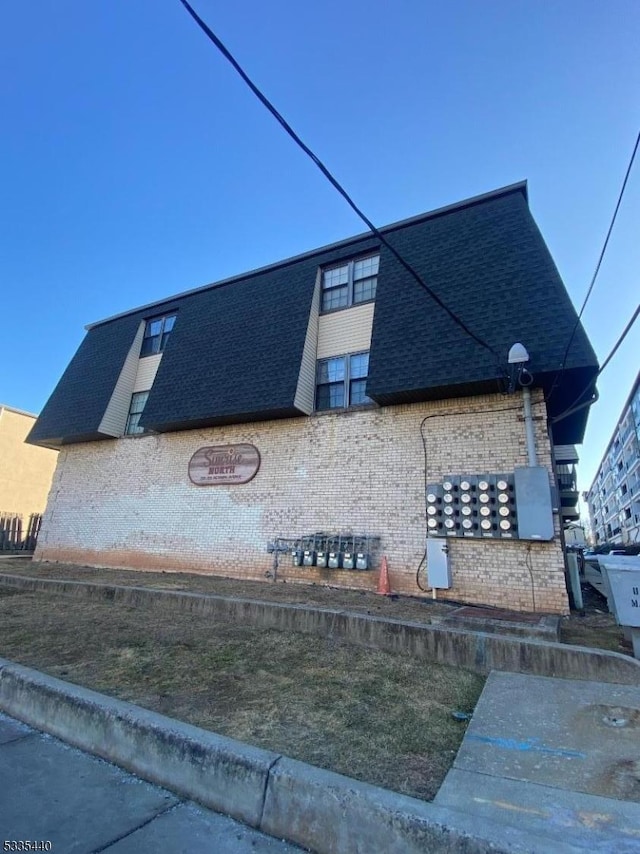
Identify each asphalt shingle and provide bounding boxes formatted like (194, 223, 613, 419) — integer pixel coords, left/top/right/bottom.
(28, 183, 597, 448)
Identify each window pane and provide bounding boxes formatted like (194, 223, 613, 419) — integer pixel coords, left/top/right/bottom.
(323, 265, 349, 288)
(317, 357, 345, 384)
(130, 391, 149, 415)
(146, 319, 163, 337)
(125, 413, 143, 435)
(353, 276, 377, 303)
(354, 256, 379, 280)
(350, 352, 369, 379)
(140, 335, 159, 357)
(142, 315, 176, 355)
(349, 379, 371, 406)
(317, 383, 344, 410)
(321, 285, 348, 311)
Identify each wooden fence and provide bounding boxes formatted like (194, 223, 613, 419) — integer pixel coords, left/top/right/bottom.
(0, 512, 42, 552)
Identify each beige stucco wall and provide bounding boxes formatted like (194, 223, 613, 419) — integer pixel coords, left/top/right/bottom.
(36, 390, 569, 614)
(0, 407, 59, 518)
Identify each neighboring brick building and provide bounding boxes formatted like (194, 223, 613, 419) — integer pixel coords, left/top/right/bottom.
(0, 404, 58, 529)
(28, 183, 598, 613)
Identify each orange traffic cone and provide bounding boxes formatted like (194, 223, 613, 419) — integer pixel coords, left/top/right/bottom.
(376, 556, 391, 596)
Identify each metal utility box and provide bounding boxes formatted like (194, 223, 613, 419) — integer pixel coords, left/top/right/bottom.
(342, 552, 355, 570)
(303, 550, 316, 566)
(600, 558, 640, 626)
(426, 538, 451, 588)
(513, 466, 554, 541)
(356, 552, 369, 570)
(599, 557, 640, 659)
(316, 551, 328, 568)
(328, 551, 341, 569)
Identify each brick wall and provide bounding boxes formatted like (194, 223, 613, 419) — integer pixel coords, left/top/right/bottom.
(36, 390, 569, 614)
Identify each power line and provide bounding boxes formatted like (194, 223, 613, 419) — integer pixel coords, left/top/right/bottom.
(552, 301, 640, 424)
(177, 0, 501, 362)
(597, 302, 640, 376)
(547, 130, 640, 403)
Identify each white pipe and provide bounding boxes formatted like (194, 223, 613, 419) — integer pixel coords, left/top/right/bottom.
(522, 387, 537, 466)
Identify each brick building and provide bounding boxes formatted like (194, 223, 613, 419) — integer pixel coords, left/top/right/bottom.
(28, 183, 597, 613)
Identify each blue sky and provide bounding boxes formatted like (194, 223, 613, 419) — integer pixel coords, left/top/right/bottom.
(1, 1, 638, 497)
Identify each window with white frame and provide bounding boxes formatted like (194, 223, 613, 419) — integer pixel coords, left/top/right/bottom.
(125, 391, 150, 435)
(140, 314, 176, 357)
(321, 255, 379, 312)
(315, 352, 371, 411)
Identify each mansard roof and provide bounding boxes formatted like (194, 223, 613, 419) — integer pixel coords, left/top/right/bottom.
(28, 182, 597, 448)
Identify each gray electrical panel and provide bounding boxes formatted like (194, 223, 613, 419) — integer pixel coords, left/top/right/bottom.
(426, 538, 451, 588)
(513, 466, 554, 541)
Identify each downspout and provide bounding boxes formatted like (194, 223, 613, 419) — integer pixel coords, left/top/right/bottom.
(522, 387, 537, 467)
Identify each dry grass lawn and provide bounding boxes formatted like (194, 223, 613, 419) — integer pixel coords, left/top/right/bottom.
(0, 584, 483, 801)
(1, 558, 632, 654)
(0, 558, 455, 623)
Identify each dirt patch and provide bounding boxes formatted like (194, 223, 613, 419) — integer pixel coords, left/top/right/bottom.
(0, 584, 483, 801)
(560, 582, 632, 655)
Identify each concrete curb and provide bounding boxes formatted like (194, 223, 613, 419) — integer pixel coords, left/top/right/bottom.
(0, 657, 276, 828)
(1, 572, 638, 685)
(0, 658, 588, 854)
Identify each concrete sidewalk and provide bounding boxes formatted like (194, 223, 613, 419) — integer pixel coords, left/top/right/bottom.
(0, 713, 301, 853)
(436, 672, 640, 853)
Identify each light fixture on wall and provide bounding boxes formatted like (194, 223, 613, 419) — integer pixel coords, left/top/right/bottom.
(507, 342, 533, 392)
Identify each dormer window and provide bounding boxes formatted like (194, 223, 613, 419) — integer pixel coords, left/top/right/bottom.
(125, 391, 150, 435)
(315, 351, 371, 410)
(321, 255, 379, 313)
(140, 314, 176, 357)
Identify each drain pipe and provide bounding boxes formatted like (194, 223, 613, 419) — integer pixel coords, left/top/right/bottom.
(522, 386, 537, 467)
(508, 343, 537, 468)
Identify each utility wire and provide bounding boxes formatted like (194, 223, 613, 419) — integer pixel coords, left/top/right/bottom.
(547, 130, 640, 403)
(597, 303, 640, 376)
(177, 0, 501, 361)
(417, 401, 542, 593)
(552, 301, 640, 424)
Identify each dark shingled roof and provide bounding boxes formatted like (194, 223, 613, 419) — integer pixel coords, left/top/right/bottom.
(28, 182, 597, 448)
(142, 233, 381, 432)
(26, 313, 144, 447)
(367, 189, 596, 432)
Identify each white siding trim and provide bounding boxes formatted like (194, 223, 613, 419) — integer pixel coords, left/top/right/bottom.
(317, 303, 375, 360)
(134, 354, 162, 393)
(98, 323, 145, 437)
(293, 271, 321, 414)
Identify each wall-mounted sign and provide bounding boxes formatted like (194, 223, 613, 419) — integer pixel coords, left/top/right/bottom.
(188, 444, 260, 486)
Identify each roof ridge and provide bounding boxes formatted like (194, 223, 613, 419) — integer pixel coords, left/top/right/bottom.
(86, 181, 528, 330)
